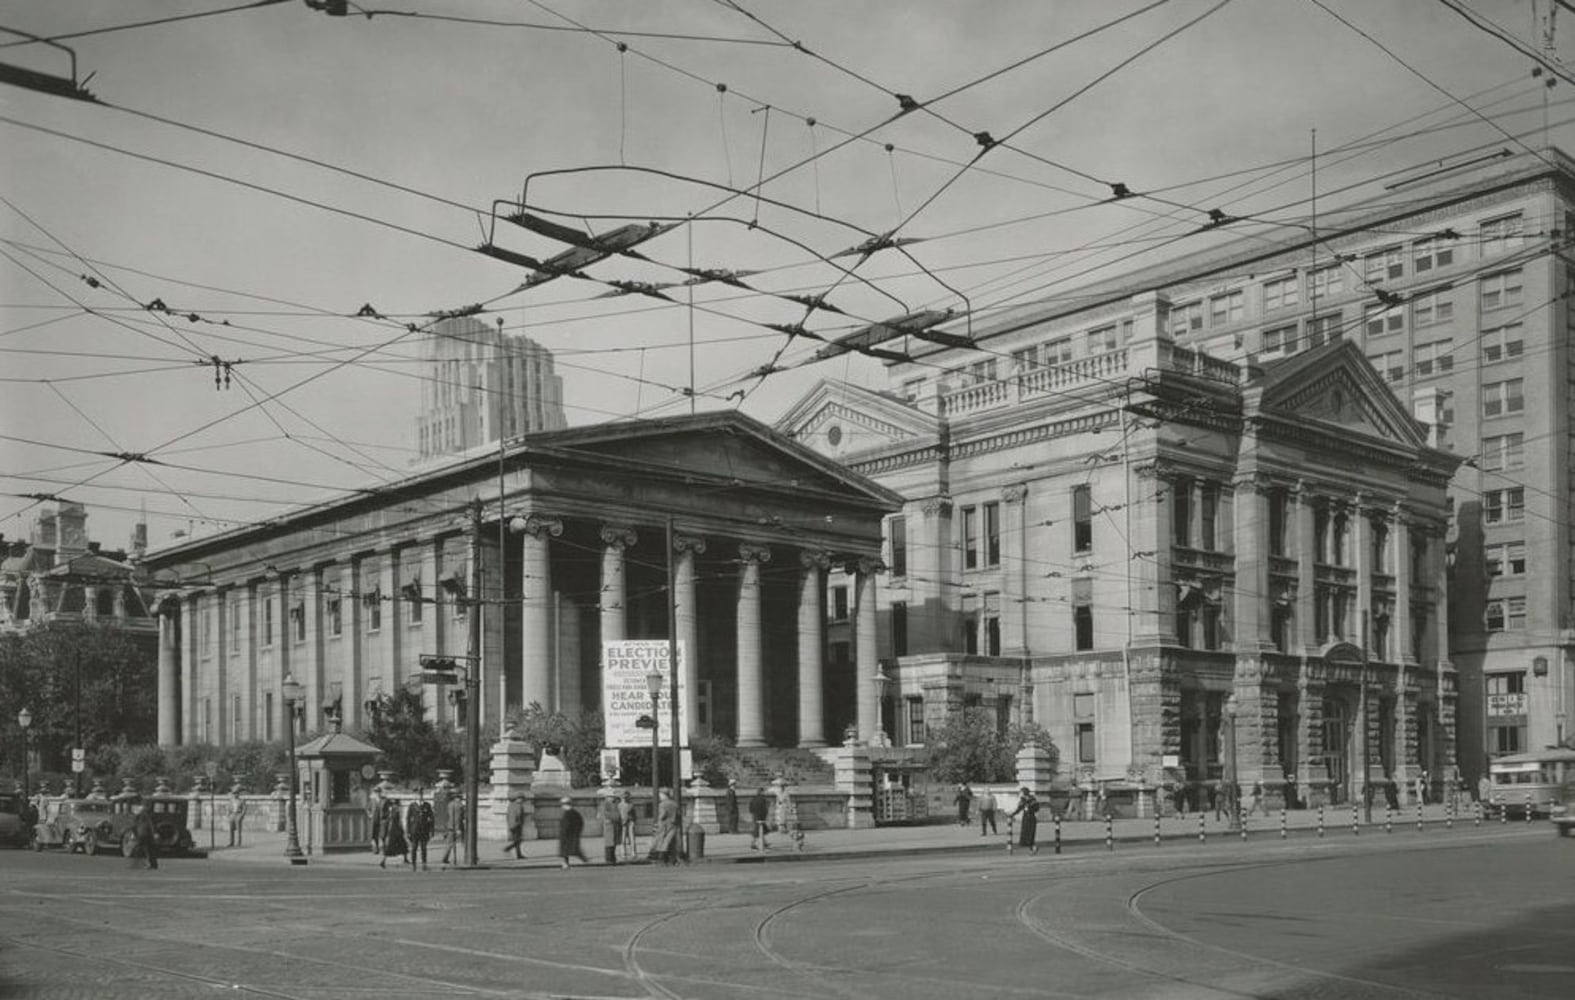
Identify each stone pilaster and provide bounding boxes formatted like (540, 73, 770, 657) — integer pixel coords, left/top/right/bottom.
(1295, 483, 1317, 650)
(1232, 475, 1271, 652)
(1391, 505, 1414, 664)
(1000, 484, 1029, 656)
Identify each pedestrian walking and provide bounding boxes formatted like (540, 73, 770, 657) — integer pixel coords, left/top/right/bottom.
(598, 792, 622, 865)
(1383, 779, 1399, 810)
(379, 799, 407, 870)
(368, 787, 384, 855)
(618, 791, 637, 859)
(128, 801, 159, 870)
(440, 792, 465, 867)
(406, 789, 435, 871)
(649, 788, 680, 865)
(558, 797, 589, 869)
(1476, 773, 1492, 805)
(227, 786, 248, 847)
(1248, 781, 1264, 817)
(748, 786, 771, 851)
(955, 783, 974, 826)
(723, 779, 740, 835)
(978, 789, 998, 835)
(1009, 787, 1040, 854)
(1415, 770, 1429, 806)
(504, 791, 527, 859)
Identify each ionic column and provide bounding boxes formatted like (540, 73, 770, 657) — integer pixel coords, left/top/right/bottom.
(736, 543, 772, 747)
(1354, 496, 1372, 649)
(599, 525, 637, 647)
(673, 533, 706, 735)
(798, 550, 831, 747)
(1295, 482, 1317, 649)
(853, 557, 885, 743)
(158, 600, 179, 746)
(519, 514, 563, 711)
(1000, 485, 1029, 655)
(181, 593, 198, 744)
(1429, 526, 1450, 671)
(1391, 505, 1414, 664)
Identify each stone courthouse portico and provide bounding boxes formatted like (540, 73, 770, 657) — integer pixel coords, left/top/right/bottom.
(141, 413, 900, 752)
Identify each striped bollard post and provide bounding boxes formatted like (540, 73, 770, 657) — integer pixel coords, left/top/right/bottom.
(1053, 812, 1062, 855)
(1104, 813, 1113, 851)
(1279, 807, 1287, 840)
(1384, 803, 1392, 834)
(1526, 793, 1533, 825)
(1416, 801, 1424, 831)
(1239, 812, 1247, 841)
(1351, 802, 1360, 836)
(1198, 811, 1206, 843)
(1500, 800, 1507, 824)
(1473, 800, 1481, 827)
(1446, 798, 1453, 830)
(1154, 810, 1161, 846)
(1317, 804, 1325, 838)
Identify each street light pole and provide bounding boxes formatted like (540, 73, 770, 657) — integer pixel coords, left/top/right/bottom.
(465, 499, 483, 869)
(666, 517, 682, 821)
(16, 708, 31, 801)
(645, 670, 662, 822)
(1225, 696, 1240, 831)
(280, 673, 306, 865)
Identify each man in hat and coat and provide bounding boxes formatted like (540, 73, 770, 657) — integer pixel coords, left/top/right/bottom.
(504, 791, 527, 859)
(557, 797, 588, 869)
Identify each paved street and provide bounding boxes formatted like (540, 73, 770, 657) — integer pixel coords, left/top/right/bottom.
(1, 821, 1568, 999)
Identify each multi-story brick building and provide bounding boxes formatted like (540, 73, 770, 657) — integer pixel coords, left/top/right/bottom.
(782, 146, 1575, 804)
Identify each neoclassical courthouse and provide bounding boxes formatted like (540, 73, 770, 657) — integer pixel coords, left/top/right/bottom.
(146, 148, 1575, 808)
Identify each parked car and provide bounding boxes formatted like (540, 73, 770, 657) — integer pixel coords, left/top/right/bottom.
(32, 798, 115, 853)
(77, 794, 200, 858)
(0, 790, 33, 848)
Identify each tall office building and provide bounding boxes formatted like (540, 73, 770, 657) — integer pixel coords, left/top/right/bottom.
(415, 316, 567, 461)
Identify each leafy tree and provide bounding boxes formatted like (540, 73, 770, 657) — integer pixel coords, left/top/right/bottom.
(0, 621, 156, 780)
(504, 702, 604, 787)
(925, 708, 1058, 785)
(357, 686, 463, 787)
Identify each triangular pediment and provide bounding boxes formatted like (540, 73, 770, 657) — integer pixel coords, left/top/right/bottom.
(1256, 341, 1428, 448)
(775, 379, 938, 462)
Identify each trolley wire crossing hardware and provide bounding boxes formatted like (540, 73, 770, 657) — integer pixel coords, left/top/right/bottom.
(419, 654, 475, 686)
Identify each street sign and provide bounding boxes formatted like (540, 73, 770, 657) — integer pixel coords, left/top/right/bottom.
(421, 671, 456, 685)
(71, 760, 84, 774)
(71, 747, 85, 763)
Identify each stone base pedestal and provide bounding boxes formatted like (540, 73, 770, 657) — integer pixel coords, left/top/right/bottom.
(485, 730, 537, 842)
(1014, 741, 1056, 800)
(833, 740, 874, 829)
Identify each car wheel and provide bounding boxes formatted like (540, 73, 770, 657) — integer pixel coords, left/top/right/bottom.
(121, 832, 137, 858)
(84, 835, 98, 856)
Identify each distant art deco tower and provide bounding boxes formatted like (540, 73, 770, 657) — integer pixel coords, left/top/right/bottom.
(415, 316, 567, 461)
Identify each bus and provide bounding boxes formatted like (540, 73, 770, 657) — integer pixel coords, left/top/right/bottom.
(1486, 748, 1575, 818)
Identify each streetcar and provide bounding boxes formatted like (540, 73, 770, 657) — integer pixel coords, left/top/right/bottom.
(1485, 748, 1575, 819)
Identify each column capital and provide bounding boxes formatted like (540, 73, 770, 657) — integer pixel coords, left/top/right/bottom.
(738, 542, 772, 565)
(849, 556, 887, 576)
(1231, 472, 1273, 494)
(799, 549, 833, 572)
(517, 513, 564, 540)
(1001, 483, 1028, 504)
(599, 524, 637, 549)
(672, 533, 707, 556)
(916, 495, 953, 518)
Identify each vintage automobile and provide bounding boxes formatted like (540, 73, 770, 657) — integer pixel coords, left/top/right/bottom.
(32, 798, 115, 853)
(0, 790, 33, 848)
(76, 794, 200, 858)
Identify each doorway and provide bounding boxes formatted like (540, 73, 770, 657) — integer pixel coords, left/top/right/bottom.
(1321, 695, 1352, 804)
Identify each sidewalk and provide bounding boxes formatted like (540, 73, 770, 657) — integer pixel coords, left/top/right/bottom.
(201, 801, 1517, 869)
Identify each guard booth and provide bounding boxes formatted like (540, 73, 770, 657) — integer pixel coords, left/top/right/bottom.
(294, 727, 382, 854)
(871, 759, 931, 825)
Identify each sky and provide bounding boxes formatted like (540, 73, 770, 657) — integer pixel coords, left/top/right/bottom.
(0, 0, 1566, 554)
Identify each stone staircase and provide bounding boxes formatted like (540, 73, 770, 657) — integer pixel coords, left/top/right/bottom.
(731, 746, 838, 787)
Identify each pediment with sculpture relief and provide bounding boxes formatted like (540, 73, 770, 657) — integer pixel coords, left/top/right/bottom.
(1256, 341, 1428, 449)
(775, 379, 939, 462)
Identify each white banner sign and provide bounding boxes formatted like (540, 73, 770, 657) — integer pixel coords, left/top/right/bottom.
(1487, 692, 1528, 717)
(603, 640, 690, 749)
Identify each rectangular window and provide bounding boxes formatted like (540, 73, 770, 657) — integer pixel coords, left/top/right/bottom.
(1263, 274, 1299, 310)
(1482, 378, 1524, 418)
(984, 610, 1000, 656)
(1073, 485, 1093, 553)
(1176, 606, 1194, 648)
(1269, 492, 1289, 557)
(1271, 604, 1293, 653)
(293, 601, 306, 642)
(1364, 246, 1404, 282)
(367, 592, 381, 632)
(1486, 597, 1527, 632)
(1490, 724, 1525, 755)
(983, 501, 1000, 567)
(1201, 604, 1222, 650)
(229, 599, 241, 652)
(1306, 312, 1343, 346)
(831, 585, 848, 621)
(261, 598, 273, 648)
(1367, 349, 1404, 383)
(1412, 287, 1454, 328)
(962, 506, 978, 570)
(1481, 323, 1524, 363)
(1485, 541, 1527, 577)
(1086, 324, 1118, 354)
(264, 692, 274, 741)
(1260, 323, 1299, 357)
(327, 594, 342, 636)
(1172, 481, 1192, 547)
(1482, 432, 1525, 472)
(1011, 347, 1037, 373)
(1413, 339, 1453, 377)
(1209, 290, 1244, 326)
(907, 697, 925, 745)
(407, 571, 423, 624)
(1480, 269, 1524, 311)
(1365, 303, 1404, 337)
(1076, 722, 1096, 764)
(1370, 518, 1389, 573)
(232, 695, 242, 743)
(1307, 264, 1344, 300)
(968, 358, 997, 385)
(1486, 672, 1526, 696)
(1045, 337, 1073, 364)
(1480, 213, 1524, 257)
(889, 517, 907, 577)
(1484, 487, 1525, 524)
(1412, 233, 1457, 272)
(1170, 301, 1204, 335)
(1073, 604, 1094, 651)
(1199, 485, 1219, 551)
(891, 602, 908, 657)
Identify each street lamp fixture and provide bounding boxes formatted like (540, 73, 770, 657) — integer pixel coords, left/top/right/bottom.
(280, 673, 307, 865)
(1223, 695, 1240, 831)
(645, 669, 663, 822)
(16, 708, 31, 800)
